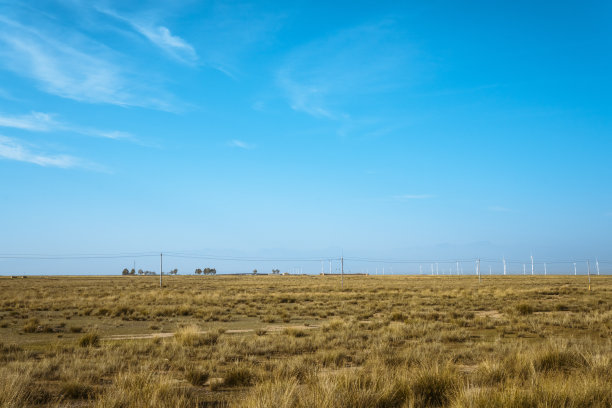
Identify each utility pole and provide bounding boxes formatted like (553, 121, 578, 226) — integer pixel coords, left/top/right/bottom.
(329, 260, 332, 275)
(574, 262, 577, 276)
(436, 263, 439, 275)
(523, 264, 526, 275)
(503, 257, 507, 276)
(341, 256, 344, 288)
(419, 264, 422, 275)
(321, 260, 324, 275)
(587, 260, 591, 291)
(544, 263, 547, 276)
(456, 261, 459, 275)
(477, 258, 481, 283)
(596, 258, 600, 276)
(160, 253, 163, 288)
(531, 255, 534, 275)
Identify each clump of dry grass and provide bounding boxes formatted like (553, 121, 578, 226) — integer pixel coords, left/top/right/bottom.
(516, 303, 534, 315)
(93, 371, 191, 408)
(174, 325, 220, 347)
(223, 365, 255, 387)
(533, 347, 588, 373)
(410, 365, 459, 407)
(283, 327, 309, 337)
(185, 367, 209, 386)
(78, 332, 100, 347)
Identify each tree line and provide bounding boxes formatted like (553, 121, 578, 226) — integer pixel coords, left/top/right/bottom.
(195, 268, 216, 275)
(121, 268, 178, 275)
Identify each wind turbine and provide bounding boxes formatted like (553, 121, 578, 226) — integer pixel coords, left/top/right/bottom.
(503, 257, 507, 276)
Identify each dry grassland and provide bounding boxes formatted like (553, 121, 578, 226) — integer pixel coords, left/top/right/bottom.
(0, 275, 611, 407)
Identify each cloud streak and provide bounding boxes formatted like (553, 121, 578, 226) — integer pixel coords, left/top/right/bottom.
(228, 139, 255, 150)
(96, 8, 198, 65)
(277, 21, 413, 120)
(0, 15, 176, 110)
(0, 111, 134, 141)
(0, 135, 87, 169)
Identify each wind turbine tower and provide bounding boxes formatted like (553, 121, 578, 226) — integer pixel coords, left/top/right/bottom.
(503, 257, 507, 275)
(531, 255, 534, 275)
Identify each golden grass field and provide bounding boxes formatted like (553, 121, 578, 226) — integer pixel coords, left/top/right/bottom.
(0, 274, 610, 407)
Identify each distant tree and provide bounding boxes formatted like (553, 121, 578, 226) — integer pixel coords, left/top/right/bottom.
(138, 269, 144, 275)
(130, 268, 136, 275)
(202, 267, 217, 275)
(252, 269, 257, 275)
(272, 269, 280, 274)
(169, 268, 178, 275)
(122, 268, 129, 275)
(195, 268, 202, 275)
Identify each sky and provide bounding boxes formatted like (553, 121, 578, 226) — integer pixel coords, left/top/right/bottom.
(0, 0, 611, 275)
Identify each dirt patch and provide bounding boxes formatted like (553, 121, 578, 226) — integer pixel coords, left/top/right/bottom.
(105, 324, 320, 341)
(264, 324, 320, 332)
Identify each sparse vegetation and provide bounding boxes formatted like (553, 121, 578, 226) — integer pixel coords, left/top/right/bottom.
(0, 274, 610, 407)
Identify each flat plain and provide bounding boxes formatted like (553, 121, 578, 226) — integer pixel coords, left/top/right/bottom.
(0, 274, 611, 407)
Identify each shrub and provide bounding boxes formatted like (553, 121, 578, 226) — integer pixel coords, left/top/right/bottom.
(23, 318, 39, 333)
(175, 326, 219, 347)
(69, 326, 83, 333)
(78, 332, 100, 347)
(60, 381, 94, 399)
(283, 327, 308, 338)
(390, 311, 405, 322)
(516, 304, 534, 315)
(534, 349, 588, 373)
(185, 368, 209, 386)
(223, 366, 254, 387)
(411, 367, 459, 407)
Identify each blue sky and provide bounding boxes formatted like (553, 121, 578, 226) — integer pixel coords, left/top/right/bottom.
(0, 1, 611, 274)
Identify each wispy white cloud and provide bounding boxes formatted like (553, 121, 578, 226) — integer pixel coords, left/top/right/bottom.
(277, 21, 413, 120)
(0, 135, 88, 169)
(228, 139, 255, 150)
(0, 15, 175, 110)
(0, 111, 134, 140)
(0, 111, 56, 131)
(96, 7, 197, 65)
